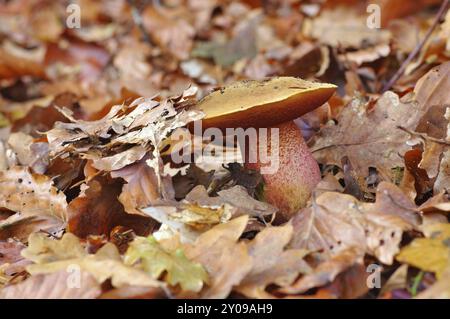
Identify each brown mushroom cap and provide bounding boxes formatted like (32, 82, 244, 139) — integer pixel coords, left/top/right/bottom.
(192, 77, 337, 129)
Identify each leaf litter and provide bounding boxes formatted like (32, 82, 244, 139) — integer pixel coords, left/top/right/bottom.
(0, 0, 449, 299)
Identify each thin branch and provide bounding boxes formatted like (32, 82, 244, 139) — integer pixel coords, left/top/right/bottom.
(128, 0, 154, 45)
(397, 126, 450, 146)
(382, 0, 449, 93)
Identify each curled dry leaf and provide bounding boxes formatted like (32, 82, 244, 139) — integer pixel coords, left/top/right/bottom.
(7, 132, 49, 174)
(435, 150, 450, 193)
(143, 185, 275, 243)
(0, 167, 67, 240)
(142, 185, 237, 242)
(0, 167, 67, 220)
(236, 224, 311, 298)
(68, 176, 156, 238)
(46, 89, 202, 208)
(419, 191, 450, 214)
(217, 185, 277, 217)
(111, 160, 173, 216)
(0, 46, 46, 80)
(281, 248, 363, 295)
(413, 62, 450, 179)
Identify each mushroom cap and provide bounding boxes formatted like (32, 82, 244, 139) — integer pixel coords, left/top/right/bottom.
(192, 77, 337, 129)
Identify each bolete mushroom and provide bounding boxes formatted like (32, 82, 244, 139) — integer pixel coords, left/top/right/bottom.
(191, 77, 336, 221)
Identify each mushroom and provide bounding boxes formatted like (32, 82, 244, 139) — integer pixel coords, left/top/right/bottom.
(191, 77, 336, 221)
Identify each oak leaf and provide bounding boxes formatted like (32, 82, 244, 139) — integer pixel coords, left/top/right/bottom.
(185, 216, 253, 298)
(22, 233, 165, 290)
(397, 223, 450, 279)
(124, 236, 208, 293)
(236, 224, 311, 298)
(311, 92, 421, 181)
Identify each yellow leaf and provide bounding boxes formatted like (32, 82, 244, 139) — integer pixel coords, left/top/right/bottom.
(21, 233, 163, 289)
(125, 236, 208, 292)
(397, 223, 450, 279)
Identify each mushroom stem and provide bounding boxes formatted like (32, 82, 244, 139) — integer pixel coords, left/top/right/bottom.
(245, 121, 321, 222)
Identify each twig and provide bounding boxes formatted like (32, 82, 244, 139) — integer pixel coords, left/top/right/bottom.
(397, 126, 450, 146)
(128, 0, 153, 45)
(382, 0, 450, 93)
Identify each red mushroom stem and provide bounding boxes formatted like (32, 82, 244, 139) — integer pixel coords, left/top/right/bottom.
(245, 121, 321, 222)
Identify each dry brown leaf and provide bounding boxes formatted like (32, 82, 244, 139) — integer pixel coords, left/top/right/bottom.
(46, 90, 203, 198)
(303, 7, 390, 49)
(0, 240, 29, 276)
(22, 233, 165, 290)
(290, 182, 418, 266)
(236, 224, 311, 298)
(185, 216, 252, 298)
(413, 62, 450, 179)
(0, 270, 101, 299)
(0, 167, 67, 219)
(89, 145, 148, 172)
(281, 248, 363, 295)
(143, 6, 195, 60)
(0, 46, 46, 80)
(217, 186, 277, 217)
(111, 161, 168, 216)
(435, 150, 450, 193)
(311, 92, 420, 181)
(68, 176, 155, 238)
(142, 186, 235, 243)
(0, 167, 67, 240)
(419, 191, 450, 214)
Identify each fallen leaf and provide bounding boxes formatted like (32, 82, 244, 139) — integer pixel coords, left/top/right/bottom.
(311, 92, 421, 181)
(0, 270, 101, 299)
(124, 236, 208, 292)
(0, 240, 29, 276)
(281, 248, 364, 295)
(22, 233, 165, 289)
(236, 224, 311, 298)
(68, 176, 155, 238)
(111, 160, 167, 215)
(302, 6, 390, 48)
(217, 186, 277, 217)
(142, 186, 237, 242)
(413, 62, 450, 179)
(143, 6, 195, 60)
(397, 223, 450, 279)
(185, 216, 253, 298)
(290, 182, 418, 266)
(0, 167, 67, 240)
